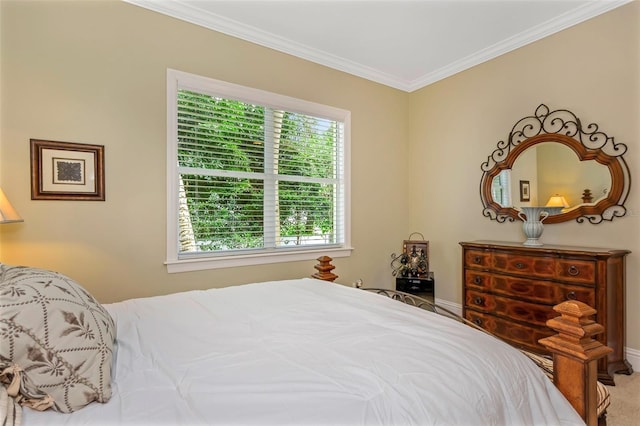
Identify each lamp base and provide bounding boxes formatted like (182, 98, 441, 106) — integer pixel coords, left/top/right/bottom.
(518, 207, 550, 248)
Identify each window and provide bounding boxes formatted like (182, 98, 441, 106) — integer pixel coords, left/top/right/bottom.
(491, 169, 511, 207)
(166, 70, 351, 273)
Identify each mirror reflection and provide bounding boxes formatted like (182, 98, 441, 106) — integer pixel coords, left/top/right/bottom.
(480, 104, 630, 224)
(491, 143, 612, 211)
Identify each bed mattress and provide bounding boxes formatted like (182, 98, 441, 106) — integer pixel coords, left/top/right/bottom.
(22, 278, 584, 425)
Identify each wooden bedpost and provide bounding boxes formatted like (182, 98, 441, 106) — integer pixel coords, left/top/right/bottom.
(312, 256, 338, 282)
(539, 300, 612, 426)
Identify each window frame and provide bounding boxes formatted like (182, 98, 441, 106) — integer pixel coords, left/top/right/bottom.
(166, 69, 352, 273)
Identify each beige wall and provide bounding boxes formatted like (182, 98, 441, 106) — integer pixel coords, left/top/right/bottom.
(0, 1, 410, 301)
(1, 1, 638, 355)
(409, 2, 639, 351)
(536, 143, 611, 207)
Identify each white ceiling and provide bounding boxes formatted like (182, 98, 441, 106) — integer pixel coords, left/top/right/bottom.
(125, 0, 631, 92)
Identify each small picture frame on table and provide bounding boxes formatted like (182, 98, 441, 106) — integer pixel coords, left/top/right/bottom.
(30, 139, 105, 201)
(519, 180, 530, 202)
(402, 239, 429, 277)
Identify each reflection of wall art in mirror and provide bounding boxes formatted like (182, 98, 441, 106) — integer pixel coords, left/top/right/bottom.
(480, 104, 631, 224)
(519, 180, 530, 202)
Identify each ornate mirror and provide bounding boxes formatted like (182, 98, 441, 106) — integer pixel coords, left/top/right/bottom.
(480, 104, 631, 224)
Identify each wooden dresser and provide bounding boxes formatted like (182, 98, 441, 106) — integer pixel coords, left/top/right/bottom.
(460, 240, 631, 385)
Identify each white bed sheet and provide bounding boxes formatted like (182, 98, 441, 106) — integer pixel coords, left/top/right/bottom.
(23, 278, 584, 425)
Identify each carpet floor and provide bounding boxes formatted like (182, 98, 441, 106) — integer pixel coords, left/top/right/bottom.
(605, 372, 640, 426)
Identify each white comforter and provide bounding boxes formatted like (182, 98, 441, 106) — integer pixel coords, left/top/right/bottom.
(23, 278, 584, 425)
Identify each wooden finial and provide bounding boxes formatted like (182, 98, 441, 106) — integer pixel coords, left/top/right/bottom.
(312, 256, 338, 282)
(539, 300, 612, 426)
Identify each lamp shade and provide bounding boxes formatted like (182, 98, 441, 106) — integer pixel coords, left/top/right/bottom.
(0, 188, 24, 223)
(546, 194, 569, 208)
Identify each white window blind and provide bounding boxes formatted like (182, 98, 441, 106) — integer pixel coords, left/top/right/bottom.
(491, 169, 512, 207)
(166, 70, 351, 272)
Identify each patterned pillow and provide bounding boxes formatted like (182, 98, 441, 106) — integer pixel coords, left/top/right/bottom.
(0, 263, 115, 413)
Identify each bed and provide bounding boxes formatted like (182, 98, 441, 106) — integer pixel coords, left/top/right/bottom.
(0, 260, 609, 426)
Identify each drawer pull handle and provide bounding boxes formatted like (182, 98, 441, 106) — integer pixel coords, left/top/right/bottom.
(474, 297, 484, 306)
(473, 276, 483, 285)
(568, 265, 580, 276)
(566, 291, 577, 300)
(515, 262, 525, 269)
(473, 318, 483, 326)
(473, 256, 481, 264)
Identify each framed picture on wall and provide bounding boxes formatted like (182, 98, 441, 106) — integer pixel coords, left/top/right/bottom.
(519, 180, 530, 202)
(30, 139, 105, 201)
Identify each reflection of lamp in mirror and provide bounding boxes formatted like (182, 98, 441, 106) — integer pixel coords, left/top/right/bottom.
(545, 194, 569, 215)
(0, 188, 24, 224)
(546, 194, 569, 208)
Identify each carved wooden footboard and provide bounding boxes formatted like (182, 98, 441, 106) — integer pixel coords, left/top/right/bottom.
(312, 256, 611, 426)
(539, 301, 612, 426)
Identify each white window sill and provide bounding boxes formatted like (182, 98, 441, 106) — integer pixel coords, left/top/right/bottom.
(165, 247, 353, 273)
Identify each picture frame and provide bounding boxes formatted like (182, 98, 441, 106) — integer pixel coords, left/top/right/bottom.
(30, 139, 105, 201)
(519, 180, 530, 202)
(403, 240, 429, 260)
(402, 239, 429, 277)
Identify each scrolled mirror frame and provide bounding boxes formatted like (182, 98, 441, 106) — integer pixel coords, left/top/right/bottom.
(480, 104, 631, 224)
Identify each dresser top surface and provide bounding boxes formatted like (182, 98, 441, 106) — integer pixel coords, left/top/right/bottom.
(460, 240, 630, 256)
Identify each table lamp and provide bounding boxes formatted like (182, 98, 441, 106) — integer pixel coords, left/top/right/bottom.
(546, 194, 570, 208)
(0, 187, 24, 223)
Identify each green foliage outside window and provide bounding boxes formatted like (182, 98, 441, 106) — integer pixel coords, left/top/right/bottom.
(177, 90, 338, 253)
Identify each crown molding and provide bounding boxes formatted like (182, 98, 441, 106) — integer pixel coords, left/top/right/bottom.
(407, 0, 633, 92)
(124, 0, 632, 93)
(124, 0, 408, 90)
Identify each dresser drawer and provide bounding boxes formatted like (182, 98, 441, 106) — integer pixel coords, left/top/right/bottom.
(556, 259, 596, 284)
(492, 252, 555, 278)
(491, 275, 596, 305)
(464, 310, 553, 354)
(463, 270, 493, 290)
(464, 249, 491, 269)
(465, 289, 554, 327)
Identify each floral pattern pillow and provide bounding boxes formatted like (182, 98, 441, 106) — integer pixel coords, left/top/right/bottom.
(0, 264, 115, 413)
